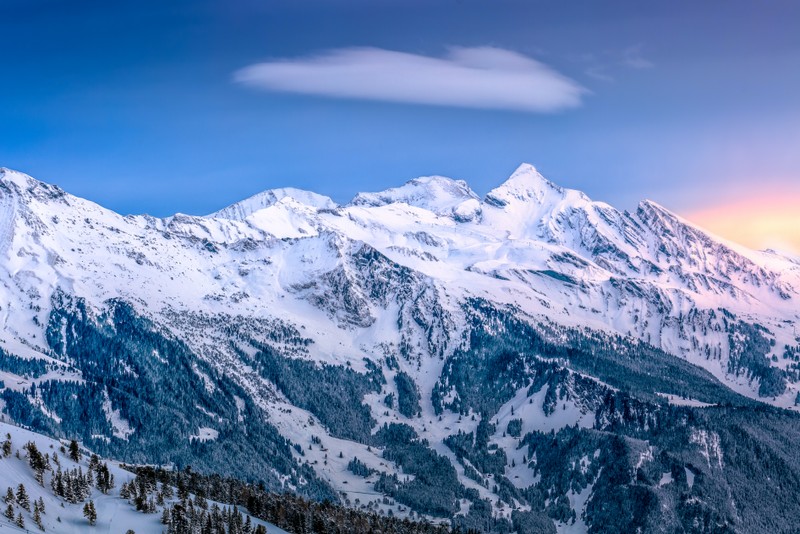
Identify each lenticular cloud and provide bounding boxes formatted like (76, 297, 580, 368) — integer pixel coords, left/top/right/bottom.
(234, 46, 587, 113)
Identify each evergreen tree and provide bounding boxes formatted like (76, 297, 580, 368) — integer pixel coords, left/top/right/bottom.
(160, 482, 174, 499)
(27, 449, 49, 486)
(3, 504, 13, 520)
(83, 500, 97, 525)
(69, 439, 81, 463)
(95, 463, 114, 493)
(1, 433, 11, 458)
(15, 511, 25, 528)
(16, 483, 30, 511)
(33, 504, 44, 531)
(3, 487, 14, 505)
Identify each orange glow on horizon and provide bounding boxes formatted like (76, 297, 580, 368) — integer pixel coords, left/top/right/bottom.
(682, 194, 800, 255)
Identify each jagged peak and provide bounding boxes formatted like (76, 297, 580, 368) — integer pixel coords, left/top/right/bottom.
(637, 198, 672, 214)
(0, 167, 68, 203)
(636, 199, 698, 232)
(483, 163, 588, 208)
(208, 187, 338, 220)
(0, 167, 36, 188)
(350, 174, 479, 217)
(636, 198, 759, 259)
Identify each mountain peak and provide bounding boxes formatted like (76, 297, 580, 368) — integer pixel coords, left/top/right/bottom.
(484, 163, 582, 208)
(350, 174, 479, 218)
(0, 167, 34, 188)
(208, 187, 337, 220)
(0, 167, 68, 203)
(636, 199, 691, 229)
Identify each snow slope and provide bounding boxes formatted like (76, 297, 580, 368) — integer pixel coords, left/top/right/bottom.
(0, 420, 285, 533)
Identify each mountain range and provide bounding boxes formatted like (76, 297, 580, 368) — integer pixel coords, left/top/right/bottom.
(1, 164, 799, 533)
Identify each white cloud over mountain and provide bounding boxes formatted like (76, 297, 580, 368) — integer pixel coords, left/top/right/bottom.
(234, 46, 586, 112)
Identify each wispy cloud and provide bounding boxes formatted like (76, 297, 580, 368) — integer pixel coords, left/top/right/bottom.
(585, 65, 615, 83)
(622, 44, 654, 69)
(234, 47, 587, 113)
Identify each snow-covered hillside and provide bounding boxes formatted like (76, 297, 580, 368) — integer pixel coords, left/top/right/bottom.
(0, 421, 283, 533)
(1, 164, 799, 532)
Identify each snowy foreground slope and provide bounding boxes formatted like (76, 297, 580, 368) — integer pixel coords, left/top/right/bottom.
(0, 421, 284, 533)
(1, 164, 800, 533)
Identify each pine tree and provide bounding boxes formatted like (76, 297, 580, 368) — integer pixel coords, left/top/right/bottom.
(15, 511, 25, 528)
(16, 483, 30, 511)
(1, 434, 11, 457)
(95, 463, 114, 493)
(3, 487, 14, 505)
(33, 504, 44, 531)
(25, 441, 47, 473)
(3, 504, 13, 520)
(37, 496, 46, 514)
(83, 500, 97, 525)
(69, 440, 81, 463)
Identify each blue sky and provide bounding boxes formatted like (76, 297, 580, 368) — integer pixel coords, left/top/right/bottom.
(1, 0, 799, 240)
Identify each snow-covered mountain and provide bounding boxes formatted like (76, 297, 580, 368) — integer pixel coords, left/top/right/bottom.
(1, 164, 799, 533)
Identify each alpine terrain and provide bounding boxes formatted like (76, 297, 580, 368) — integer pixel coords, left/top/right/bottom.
(1, 163, 799, 533)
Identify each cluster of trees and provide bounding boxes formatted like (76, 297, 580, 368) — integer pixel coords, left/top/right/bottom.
(127, 465, 457, 534)
(373, 423, 464, 516)
(1, 434, 48, 530)
(444, 419, 506, 479)
(47, 441, 115, 504)
(120, 471, 173, 512)
(162, 499, 267, 534)
(505, 419, 522, 438)
(254, 348, 383, 443)
(4, 483, 47, 530)
(452, 500, 555, 534)
(120, 470, 266, 533)
(24, 440, 51, 485)
(346, 457, 375, 478)
(394, 371, 421, 418)
(725, 319, 786, 397)
(0, 347, 55, 378)
(51, 466, 93, 503)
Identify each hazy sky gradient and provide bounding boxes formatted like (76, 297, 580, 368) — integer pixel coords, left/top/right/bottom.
(1, 0, 798, 250)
